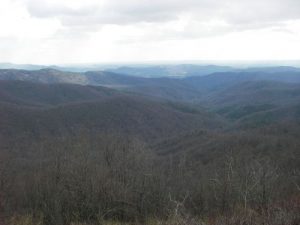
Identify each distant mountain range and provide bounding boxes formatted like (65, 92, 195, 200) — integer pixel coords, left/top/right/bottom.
(1, 67, 300, 101)
(2, 63, 300, 77)
(105, 64, 235, 77)
(1, 66, 300, 137)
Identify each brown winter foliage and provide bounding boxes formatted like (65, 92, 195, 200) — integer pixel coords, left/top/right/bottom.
(0, 71, 299, 225)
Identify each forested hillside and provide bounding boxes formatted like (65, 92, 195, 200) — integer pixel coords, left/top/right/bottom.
(0, 68, 299, 225)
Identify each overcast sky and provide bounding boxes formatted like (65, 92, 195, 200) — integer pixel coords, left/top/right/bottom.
(1, 0, 300, 64)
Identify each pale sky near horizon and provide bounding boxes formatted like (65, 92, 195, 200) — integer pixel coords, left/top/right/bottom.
(1, 0, 300, 65)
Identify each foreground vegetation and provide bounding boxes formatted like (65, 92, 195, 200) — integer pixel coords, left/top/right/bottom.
(1, 131, 299, 225)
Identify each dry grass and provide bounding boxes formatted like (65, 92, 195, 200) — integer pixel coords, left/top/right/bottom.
(8, 215, 43, 225)
(6, 203, 300, 225)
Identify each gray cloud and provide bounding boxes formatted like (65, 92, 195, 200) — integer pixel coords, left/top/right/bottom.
(18, 0, 300, 42)
(24, 0, 96, 18)
(23, 0, 300, 26)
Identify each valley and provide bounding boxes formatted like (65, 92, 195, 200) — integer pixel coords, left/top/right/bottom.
(0, 66, 299, 225)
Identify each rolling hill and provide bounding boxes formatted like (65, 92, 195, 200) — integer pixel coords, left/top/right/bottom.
(199, 81, 300, 126)
(106, 64, 234, 77)
(0, 80, 122, 107)
(0, 80, 222, 142)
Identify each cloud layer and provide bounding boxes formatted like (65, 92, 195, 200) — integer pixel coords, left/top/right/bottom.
(23, 0, 300, 27)
(0, 0, 300, 64)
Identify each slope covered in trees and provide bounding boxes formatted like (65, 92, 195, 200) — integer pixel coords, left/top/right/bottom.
(0, 80, 221, 143)
(0, 68, 299, 225)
